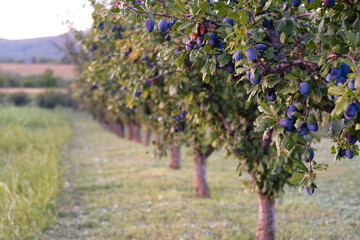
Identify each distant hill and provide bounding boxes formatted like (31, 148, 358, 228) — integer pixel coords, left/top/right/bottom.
(0, 33, 73, 63)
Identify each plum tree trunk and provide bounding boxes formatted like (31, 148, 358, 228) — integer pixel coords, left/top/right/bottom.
(115, 120, 125, 138)
(154, 132, 162, 156)
(169, 145, 181, 169)
(144, 129, 151, 146)
(194, 155, 210, 198)
(256, 192, 276, 240)
(133, 124, 142, 143)
(127, 123, 134, 141)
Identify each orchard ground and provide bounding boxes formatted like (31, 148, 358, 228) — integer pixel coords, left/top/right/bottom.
(30, 108, 358, 239)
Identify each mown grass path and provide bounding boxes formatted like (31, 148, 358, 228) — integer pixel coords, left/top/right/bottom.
(43, 110, 360, 240)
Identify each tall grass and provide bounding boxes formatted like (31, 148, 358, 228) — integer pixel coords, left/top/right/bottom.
(0, 107, 72, 238)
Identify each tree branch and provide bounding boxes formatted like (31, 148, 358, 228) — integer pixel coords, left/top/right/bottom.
(147, 71, 173, 81)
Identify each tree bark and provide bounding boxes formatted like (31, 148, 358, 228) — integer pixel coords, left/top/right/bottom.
(133, 124, 142, 143)
(256, 192, 276, 240)
(116, 120, 125, 138)
(169, 144, 181, 169)
(127, 123, 134, 141)
(194, 154, 210, 198)
(144, 129, 151, 146)
(154, 132, 162, 155)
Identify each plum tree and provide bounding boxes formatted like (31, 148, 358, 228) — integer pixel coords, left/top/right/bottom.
(75, 0, 360, 239)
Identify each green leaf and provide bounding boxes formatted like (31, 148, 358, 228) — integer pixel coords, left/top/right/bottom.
(292, 159, 308, 172)
(289, 173, 304, 184)
(312, 163, 328, 174)
(347, 31, 357, 47)
(328, 86, 346, 95)
(218, 54, 231, 67)
(258, 102, 272, 114)
(174, 0, 187, 14)
(332, 96, 349, 117)
(199, 1, 209, 14)
(275, 18, 296, 35)
(310, 88, 322, 104)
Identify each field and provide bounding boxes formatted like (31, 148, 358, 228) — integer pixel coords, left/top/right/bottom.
(33, 109, 359, 240)
(0, 107, 73, 239)
(0, 63, 76, 80)
(0, 88, 68, 93)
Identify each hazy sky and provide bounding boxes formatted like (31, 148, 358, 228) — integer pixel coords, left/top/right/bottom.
(0, 0, 94, 40)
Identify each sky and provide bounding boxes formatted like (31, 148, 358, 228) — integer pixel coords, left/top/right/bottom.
(0, 0, 94, 40)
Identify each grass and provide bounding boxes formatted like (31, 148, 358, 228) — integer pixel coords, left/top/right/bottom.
(0, 107, 73, 239)
(42, 110, 360, 240)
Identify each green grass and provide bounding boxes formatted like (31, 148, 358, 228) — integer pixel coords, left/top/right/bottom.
(42, 110, 360, 240)
(0, 107, 72, 239)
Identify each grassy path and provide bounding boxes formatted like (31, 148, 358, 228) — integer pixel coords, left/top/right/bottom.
(42, 110, 360, 240)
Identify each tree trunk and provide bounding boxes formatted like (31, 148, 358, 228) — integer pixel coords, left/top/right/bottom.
(133, 124, 142, 143)
(127, 124, 134, 141)
(256, 192, 276, 240)
(169, 145, 181, 169)
(144, 129, 151, 146)
(194, 155, 210, 198)
(154, 132, 162, 156)
(115, 120, 125, 138)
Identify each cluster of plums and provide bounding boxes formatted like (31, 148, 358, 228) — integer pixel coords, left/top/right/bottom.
(174, 111, 187, 132)
(336, 132, 358, 159)
(145, 19, 176, 33)
(290, 0, 335, 8)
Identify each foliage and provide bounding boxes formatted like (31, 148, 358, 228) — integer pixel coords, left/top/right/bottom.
(36, 91, 78, 109)
(0, 69, 69, 88)
(0, 107, 72, 239)
(7, 92, 31, 106)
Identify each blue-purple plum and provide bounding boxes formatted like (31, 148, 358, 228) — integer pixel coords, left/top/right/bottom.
(345, 149, 354, 159)
(224, 62, 235, 73)
(223, 17, 234, 26)
(135, 91, 142, 97)
(208, 33, 218, 46)
(158, 19, 168, 32)
(90, 45, 98, 52)
(197, 35, 205, 46)
(299, 81, 310, 95)
(331, 67, 342, 79)
(324, 0, 335, 8)
(291, 0, 301, 7)
(186, 39, 194, 50)
(286, 105, 299, 120)
(168, 19, 176, 31)
(247, 70, 262, 85)
(338, 148, 345, 158)
(340, 62, 350, 77)
(174, 49, 181, 55)
(336, 76, 347, 85)
(234, 51, 244, 61)
(246, 47, 257, 61)
(111, 25, 119, 32)
(344, 103, 357, 120)
(217, 42, 225, 49)
(279, 118, 294, 131)
(325, 73, 331, 82)
(307, 122, 318, 132)
(143, 54, 149, 61)
(99, 23, 104, 31)
(304, 185, 315, 195)
(297, 122, 308, 136)
(348, 78, 355, 90)
(145, 19, 154, 32)
(266, 88, 277, 102)
(263, 19, 270, 28)
(255, 44, 267, 51)
(346, 133, 358, 145)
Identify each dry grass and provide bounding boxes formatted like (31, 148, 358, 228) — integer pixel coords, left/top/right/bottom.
(0, 63, 77, 80)
(0, 88, 68, 93)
